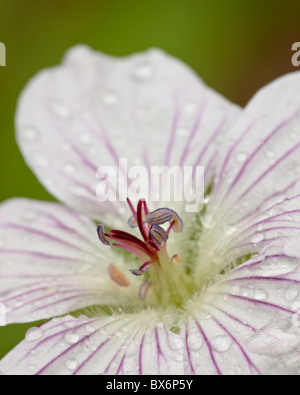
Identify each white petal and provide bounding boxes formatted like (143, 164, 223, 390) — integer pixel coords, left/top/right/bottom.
(16, 45, 240, 223)
(0, 311, 185, 375)
(196, 71, 300, 281)
(0, 199, 138, 323)
(184, 245, 300, 375)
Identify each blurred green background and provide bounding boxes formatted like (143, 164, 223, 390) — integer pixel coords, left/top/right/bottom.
(0, 0, 300, 361)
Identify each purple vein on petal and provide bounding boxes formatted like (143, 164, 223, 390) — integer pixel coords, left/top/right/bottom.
(14, 318, 97, 370)
(72, 317, 129, 375)
(233, 253, 288, 272)
(235, 180, 300, 226)
(206, 303, 257, 332)
(0, 223, 94, 254)
(164, 96, 180, 166)
(179, 100, 206, 167)
(195, 320, 222, 375)
(35, 210, 98, 247)
(226, 293, 300, 316)
(8, 289, 91, 313)
(34, 317, 126, 375)
(215, 120, 255, 194)
(193, 114, 227, 170)
(0, 248, 83, 262)
(211, 315, 261, 375)
(227, 276, 300, 286)
(184, 325, 195, 374)
(233, 141, 300, 207)
(224, 114, 296, 198)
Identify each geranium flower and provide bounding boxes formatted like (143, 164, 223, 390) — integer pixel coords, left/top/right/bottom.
(1, 46, 300, 375)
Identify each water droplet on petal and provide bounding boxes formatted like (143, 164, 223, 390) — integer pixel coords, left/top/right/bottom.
(177, 127, 189, 137)
(64, 330, 80, 345)
(33, 154, 49, 167)
(183, 101, 197, 118)
(254, 289, 267, 301)
(285, 285, 299, 302)
(99, 89, 120, 107)
(187, 331, 203, 351)
(289, 131, 297, 140)
(66, 358, 78, 371)
(211, 335, 233, 352)
(132, 61, 153, 81)
(25, 327, 43, 342)
(266, 150, 275, 159)
(22, 211, 38, 222)
(50, 100, 71, 120)
(251, 233, 264, 244)
(236, 152, 247, 163)
(226, 225, 236, 236)
(63, 163, 76, 174)
(168, 334, 184, 351)
(21, 126, 40, 142)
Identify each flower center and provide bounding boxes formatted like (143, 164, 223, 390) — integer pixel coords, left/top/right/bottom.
(97, 199, 196, 307)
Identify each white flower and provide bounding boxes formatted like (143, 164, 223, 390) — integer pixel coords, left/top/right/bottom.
(1, 45, 300, 375)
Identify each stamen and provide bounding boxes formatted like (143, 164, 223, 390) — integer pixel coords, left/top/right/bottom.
(145, 208, 173, 225)
(129, 261, 156, 276)
(166, 220, 175, 235)
(150, 225, 169, 245)
(171, 254, 182, 264)
(127, 215, 138, 228)
(139, 280, 152, 301)
(97, 199, 189, 305)
(145, 208, 183, 233)
(169, 211, 183, 233)
(146, 240, 160, 252)
(130, 267, 149, 276)
(97, 223, 110, 246)
(137, 199, 148, 242)
(108, 263, 130, 287)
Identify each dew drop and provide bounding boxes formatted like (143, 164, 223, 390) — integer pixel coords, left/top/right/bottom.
(85, 324, 95, 334)
(236, 152, 247, 163)
(50, 100, 71, 120)
(289, 131, 297, 140)
(183, 101, 197, 118)
(169, 334, 184, 351)
(22, 210, 38, 222)
(251, 233, 264, 244)
(254, 289, 267, 301)
(285, 285, 299, 302)
(64, 330, 80, 345)
(132, 61, 153, 81)
(66, 358, 78, 371)
(33, 154, 49, 167)
(266, 150, 275, 159)
(99, 89, 120, 107)
(187, 332, 203, 351)
(25, 327, 43, 342)
(177, 127, 189, 137)
(226, 225, 236, 236)
(211, 335, 233, 352)
(21, 126, 40, 142)
(63, 163, 76, 174)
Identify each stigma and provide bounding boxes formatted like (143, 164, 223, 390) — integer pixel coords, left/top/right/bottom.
(96, 199, 193, 306)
